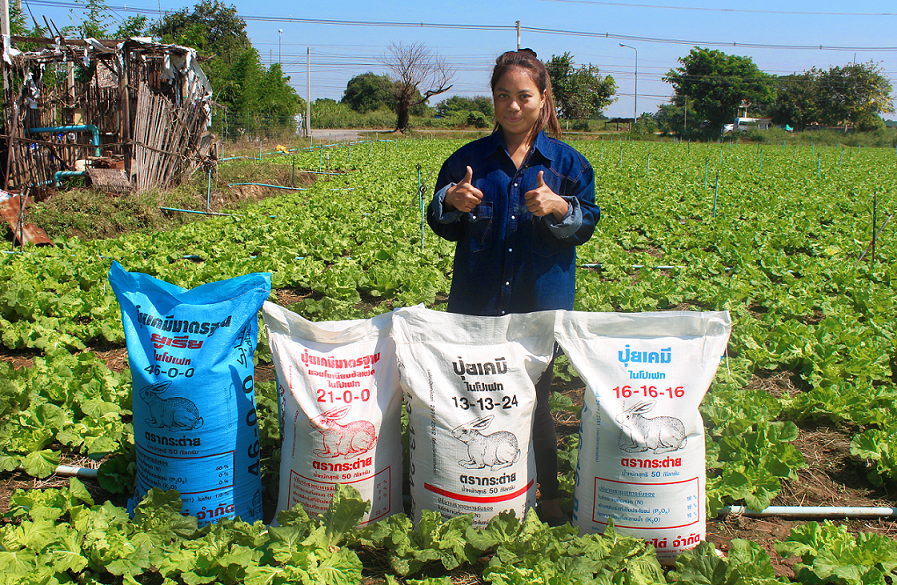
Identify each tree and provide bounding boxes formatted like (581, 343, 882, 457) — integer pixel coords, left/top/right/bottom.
(342, 73, 394, 113)
(816, 62, 894, 130)
(150, 2, 299, 139)
(381, 42, 454, 132)
(545, 53, 616, 127)
(768, 71, 823, 131)
(150, 0, 250, 62)
(664, 47, 775, 131)
(652, 101, 699, 136)
(768, 62, 893, 131)
(59, 0, 147, 39)
(435, 95, 494, 118)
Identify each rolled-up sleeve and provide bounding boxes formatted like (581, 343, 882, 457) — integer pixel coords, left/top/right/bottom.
(429, 183, 463, 224)
(544, 195, 583, 239)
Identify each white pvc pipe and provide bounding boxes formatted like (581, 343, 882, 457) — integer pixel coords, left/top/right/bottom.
(721, 505, 897, 518)
(16, 464, 99, 478)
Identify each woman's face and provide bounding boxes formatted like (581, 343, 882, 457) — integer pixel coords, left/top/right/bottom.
(492, 67, 546, 143)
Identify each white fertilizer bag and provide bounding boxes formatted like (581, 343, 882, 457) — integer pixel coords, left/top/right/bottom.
(391, 306, 556, 528)
(555, 310, 731, 564)
(109, 261, 271, 527)
(262, 302, 402, 525)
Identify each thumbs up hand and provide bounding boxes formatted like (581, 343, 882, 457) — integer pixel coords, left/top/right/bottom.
(524, 170, 569, 219)
(445, 166, 484, 213)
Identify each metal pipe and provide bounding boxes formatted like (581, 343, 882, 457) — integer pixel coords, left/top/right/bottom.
(720, 505, 897, 518)
(30, 125, 101, 157)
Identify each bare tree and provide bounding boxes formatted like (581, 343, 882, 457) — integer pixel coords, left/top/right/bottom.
(381, 42, 454, 132)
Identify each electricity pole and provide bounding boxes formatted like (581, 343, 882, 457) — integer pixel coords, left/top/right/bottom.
(305, 47, 311, 139)
(619, 43, 638, 125)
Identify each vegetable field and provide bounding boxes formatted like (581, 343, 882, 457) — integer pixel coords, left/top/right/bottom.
(1, 136, 896, 584)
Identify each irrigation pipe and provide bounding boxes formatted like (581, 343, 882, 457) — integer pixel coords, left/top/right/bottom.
(720, 505, 897, 519)
(581, 263, 736, 272)
(227, 183, 308, 191)
(160, 207, 232, 217)
(16, 465, 98, 478)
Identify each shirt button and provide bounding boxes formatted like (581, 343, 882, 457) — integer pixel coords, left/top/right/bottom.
(513, 182, 518, 187)
(471, 215, 476, 219)
(505, 281, 510, 286)
(501, 311, 506, 315)
(508, 248, 512, 252)
(511, 215, 516, 219)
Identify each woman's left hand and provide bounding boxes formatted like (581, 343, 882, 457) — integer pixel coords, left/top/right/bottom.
(524, 171, 569, 220)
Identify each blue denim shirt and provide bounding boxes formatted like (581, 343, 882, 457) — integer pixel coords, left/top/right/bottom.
(428, 130, 599, 316)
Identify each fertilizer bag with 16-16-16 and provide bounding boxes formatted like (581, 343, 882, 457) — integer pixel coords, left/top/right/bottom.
(555, 310, 731, 564)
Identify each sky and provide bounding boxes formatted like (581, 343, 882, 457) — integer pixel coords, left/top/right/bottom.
(21, 0, 897, 120)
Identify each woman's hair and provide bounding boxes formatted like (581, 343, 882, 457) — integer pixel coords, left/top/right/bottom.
(490, 49, 562, 141)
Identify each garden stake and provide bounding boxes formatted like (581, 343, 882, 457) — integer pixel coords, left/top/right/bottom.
(206, 169, 212, 211)
(712, 171, 719, 217)
(646, 152, 650, 176)
(704, 158, 708, 189)
(872, 191, 877, 263)
(417, 164, 424, 249)
(854, 213, 892, 269)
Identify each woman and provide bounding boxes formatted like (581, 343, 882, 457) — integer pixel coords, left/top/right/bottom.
(427, 49, 600, 525)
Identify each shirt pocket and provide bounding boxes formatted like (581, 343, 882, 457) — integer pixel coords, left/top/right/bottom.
(465, 203, 493, 253)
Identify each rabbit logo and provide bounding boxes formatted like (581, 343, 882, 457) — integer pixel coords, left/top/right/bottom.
(451, 415, 520, 470)
(139, 381, 204, 431)
(309, 406, 378, 459)
(616, 400, 686, 454)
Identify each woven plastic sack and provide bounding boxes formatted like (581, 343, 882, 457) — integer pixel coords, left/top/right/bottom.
(262, 302, 402, 525)
(109, 261, 271, 526)
(555, 310, 731, 563)
(391, 306, 556, 527)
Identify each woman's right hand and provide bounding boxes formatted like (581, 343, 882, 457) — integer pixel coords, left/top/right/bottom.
(444, 166, 483, 213)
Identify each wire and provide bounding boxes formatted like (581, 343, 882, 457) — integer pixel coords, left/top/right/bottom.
(22, 1, 897, 52)
(535, 0, 897, 17)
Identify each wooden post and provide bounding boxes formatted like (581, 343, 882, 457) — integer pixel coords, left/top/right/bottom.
(120, 45, 132, 181)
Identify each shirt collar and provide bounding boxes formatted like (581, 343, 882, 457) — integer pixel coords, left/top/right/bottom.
(488, 129, 555, 164)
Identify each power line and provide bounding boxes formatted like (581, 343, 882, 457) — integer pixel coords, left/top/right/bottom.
(23, 2, 897, 52)
(535, 0, 897, 17)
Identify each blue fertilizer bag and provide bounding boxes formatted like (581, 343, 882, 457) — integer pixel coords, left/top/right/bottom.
(109, 261, 271, 526)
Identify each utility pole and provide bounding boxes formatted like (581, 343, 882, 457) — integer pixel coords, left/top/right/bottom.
(619, 43, 638, 125)
(516, 20, 521, 50)
(305, 47, 311, 139)
(1, 0, 10, 37)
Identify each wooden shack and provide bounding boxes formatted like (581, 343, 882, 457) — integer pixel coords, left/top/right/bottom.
(1, 36, 218, 197)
